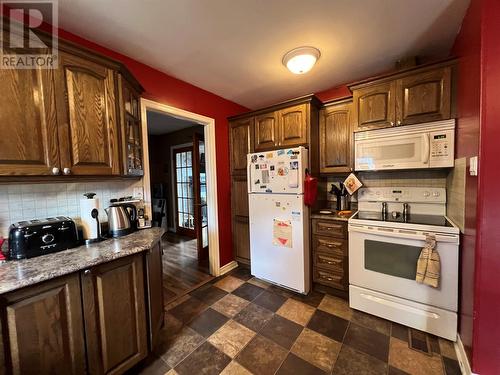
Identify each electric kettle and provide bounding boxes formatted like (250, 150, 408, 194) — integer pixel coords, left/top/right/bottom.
(105, 203, 137, 237)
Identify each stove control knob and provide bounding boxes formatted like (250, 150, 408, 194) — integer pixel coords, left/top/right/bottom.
(433, 191, 440, 197)
(423, 191, 431, 197)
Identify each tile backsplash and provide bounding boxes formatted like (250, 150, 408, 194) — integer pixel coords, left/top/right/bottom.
(0, 180, 143, 237)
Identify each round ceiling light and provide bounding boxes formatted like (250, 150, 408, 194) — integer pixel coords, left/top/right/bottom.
(282, 46, 321, 74)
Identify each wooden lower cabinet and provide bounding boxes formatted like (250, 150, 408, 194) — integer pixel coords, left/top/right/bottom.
(233, 216, 250, 264)
(82, 254, 148, 374)
(0, 274, 86, 375)
(145, 242, 164, 349)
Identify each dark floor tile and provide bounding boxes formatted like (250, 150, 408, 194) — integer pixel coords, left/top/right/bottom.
(276, 353, 326, 375)
(429, 335, 440, 355)
(253, 290, 287, 312)
(351, 310, 391, 336)
(190, 284, 227, 305)
(344, 323, 390, 362)
(232, 283, 265, 302)
(268, 284, 295, 298)
(230, 267, 253, 281)
(388, 365, 410, 375)
(391, 323, 409, 343)
(234, 303, 274, 332)
(410, 335, 430, 354)
(175, 342, 231, 375)
(153, 326, 204, 368)
(169, 297, 208, 324)
(188, 308, 229, 337)
(127, 355, 170, 375)
(307, 310, 349, 342)
(443, 356, 462, 375)
(235, 335, 288, 375)
(333, 344, 388, 375)
(290, 290, 325, 308)
(260, 315, 303, 349)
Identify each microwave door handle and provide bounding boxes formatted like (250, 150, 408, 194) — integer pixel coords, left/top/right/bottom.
(423, 134, 430, 164)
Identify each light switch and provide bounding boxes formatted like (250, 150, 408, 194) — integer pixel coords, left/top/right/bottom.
(470, 156, 478, 176)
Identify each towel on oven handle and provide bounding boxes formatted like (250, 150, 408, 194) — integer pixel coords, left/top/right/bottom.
(416, 235, 440, 288)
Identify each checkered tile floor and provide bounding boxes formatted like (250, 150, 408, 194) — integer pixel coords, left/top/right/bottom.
(131, 267, 462, 375)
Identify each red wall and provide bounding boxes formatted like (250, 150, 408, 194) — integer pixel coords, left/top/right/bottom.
(450, 0, 481, 361)
(50, 29, 248, 267)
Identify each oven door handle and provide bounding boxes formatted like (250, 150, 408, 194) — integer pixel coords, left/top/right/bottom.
(348, 224, 458, 243)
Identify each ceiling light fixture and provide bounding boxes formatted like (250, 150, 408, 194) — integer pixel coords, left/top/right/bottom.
(282, 46, 321, 74)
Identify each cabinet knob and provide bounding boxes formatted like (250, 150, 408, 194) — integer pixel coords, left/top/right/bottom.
(63, 167, 72, 175)
(52, 167, 60, 175)
(390, 121, 394, 126)
(397, 120, 402, 126)
(84, 269, 91, 276)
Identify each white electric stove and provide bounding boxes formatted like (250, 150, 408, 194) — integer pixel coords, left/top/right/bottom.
(348, 187, 460, 341)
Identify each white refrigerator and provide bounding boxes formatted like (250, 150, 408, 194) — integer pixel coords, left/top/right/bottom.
(247, 146, 310, 294)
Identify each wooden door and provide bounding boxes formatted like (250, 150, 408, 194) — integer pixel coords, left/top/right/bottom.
(0, 68, 60, 175)
(254, 112, 278, 151)
(232, 216, 250, 264)
(145, 242, 164, 350)
(173, 146, 196, 237)
(278, 104, 308, 147)
(229, 117, 253, 175)
(319, 101, 353, 173)
(0, 274, 85, 375)
(54, 51, 120, 175)
(353, 81, 396, 131)
(396, 67, 452, 125)
(193, 133, 208, 259)
(81, 254, 147, 375)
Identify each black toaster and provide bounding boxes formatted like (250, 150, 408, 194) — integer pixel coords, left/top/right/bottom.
(8, 216, 79, 260)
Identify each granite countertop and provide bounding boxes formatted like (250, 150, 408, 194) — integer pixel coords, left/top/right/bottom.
(0, 227, 164, 295)
(310, 210, 356, 222)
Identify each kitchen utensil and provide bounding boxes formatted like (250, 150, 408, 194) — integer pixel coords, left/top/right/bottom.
(105, 203, 137, 237)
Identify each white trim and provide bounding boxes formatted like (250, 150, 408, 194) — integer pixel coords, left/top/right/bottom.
(140, 98, 221, 277)
(170, 142, 194, 233)
(455, 334, 474, 375)
(219, 261, 239, 276)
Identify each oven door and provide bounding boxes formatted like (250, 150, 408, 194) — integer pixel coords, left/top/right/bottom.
(348, 224, 459, 311)
(355, 132, 430, 171)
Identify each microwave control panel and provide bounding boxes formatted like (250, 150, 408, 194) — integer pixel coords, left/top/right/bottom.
(429, 129, 454, 168)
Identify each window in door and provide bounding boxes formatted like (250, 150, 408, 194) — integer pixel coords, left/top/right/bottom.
(174, 147, 195, 236)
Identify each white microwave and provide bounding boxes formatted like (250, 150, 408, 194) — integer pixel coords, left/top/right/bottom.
(354, 120, 455, 171)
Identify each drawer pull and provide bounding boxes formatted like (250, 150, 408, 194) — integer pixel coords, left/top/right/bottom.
(318, 255, 341, 265)
(320, 274, 342, 282)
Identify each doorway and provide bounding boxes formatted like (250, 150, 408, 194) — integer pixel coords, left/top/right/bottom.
(141, 99, 220, 303)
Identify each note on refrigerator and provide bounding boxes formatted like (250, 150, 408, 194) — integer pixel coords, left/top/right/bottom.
(273, 219, 292, 248)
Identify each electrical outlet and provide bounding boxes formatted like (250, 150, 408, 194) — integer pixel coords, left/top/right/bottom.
(470, 156, 478, 176)
(133, 187, 144, 199)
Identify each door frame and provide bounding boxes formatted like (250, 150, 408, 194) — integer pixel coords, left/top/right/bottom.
(140, 98, 221, 276)
(170, 142, 193, 233)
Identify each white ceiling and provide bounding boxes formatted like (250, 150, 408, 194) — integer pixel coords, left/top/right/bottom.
(147, 111, 196, 135)
(58, 0, 470, 109)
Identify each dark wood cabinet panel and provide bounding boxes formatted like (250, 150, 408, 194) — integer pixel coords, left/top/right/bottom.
(353, 81, 396, 131)
(233, 216, 250, 264)
(0, 274, 85, 375)
(54, 52, 120, 176)
(0, 68, 59, 175)
(229, 118, 253, 175)
(231, 176, 249, 217)
(319, 100, 353, 173)
(81, 254, 147, 374)
(145, 242, 164, 350)
(254, 112, 278, 151)
(396, 67, 451, 125)
(278, 104, 308, 147)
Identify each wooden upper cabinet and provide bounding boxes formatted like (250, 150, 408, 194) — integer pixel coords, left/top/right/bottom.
(396, 67, 451, 125)
(0, 69, 59, 175)
(229, 117, 253, 174)
(0, 274, 86, 375)
(254, 112, 278, 151)
(352, 81, 396, 131)
(81, 254, 147, 374)
(278, 104, 308, 147)
(320, 100, 353, 173)
(54, 52, 120, 176)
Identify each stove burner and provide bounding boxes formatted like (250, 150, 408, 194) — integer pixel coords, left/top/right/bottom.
(354, 211, 454, 227)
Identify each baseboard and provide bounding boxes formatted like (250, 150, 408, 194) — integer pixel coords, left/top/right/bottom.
(219, 261, 239, 276)
(455, 334, 474, 375)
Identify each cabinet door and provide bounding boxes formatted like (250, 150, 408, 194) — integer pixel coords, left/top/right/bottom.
(396, 67, 451, 125)
(0, 274, 85, 375)
(54, 52, 120, 175)
(231, 176, 249, 217)
(353, 81, 396, 131)
(145, 242, 164, 350)
(229, 117, 253, 175)
(319, 101, 353, 173)
(278, 104, 308, 147)
(0, 68, 59, 175)
(82, 254, 147, 375)
(254, 112, 278, 151)
(233, 216, 250, 264)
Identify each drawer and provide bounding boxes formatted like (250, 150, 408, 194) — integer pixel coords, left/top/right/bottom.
(313, 266, 347, 290)
(313, 251, 344, 273)
(312, 219, 347, 238)
(313, 235, 347, 256)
